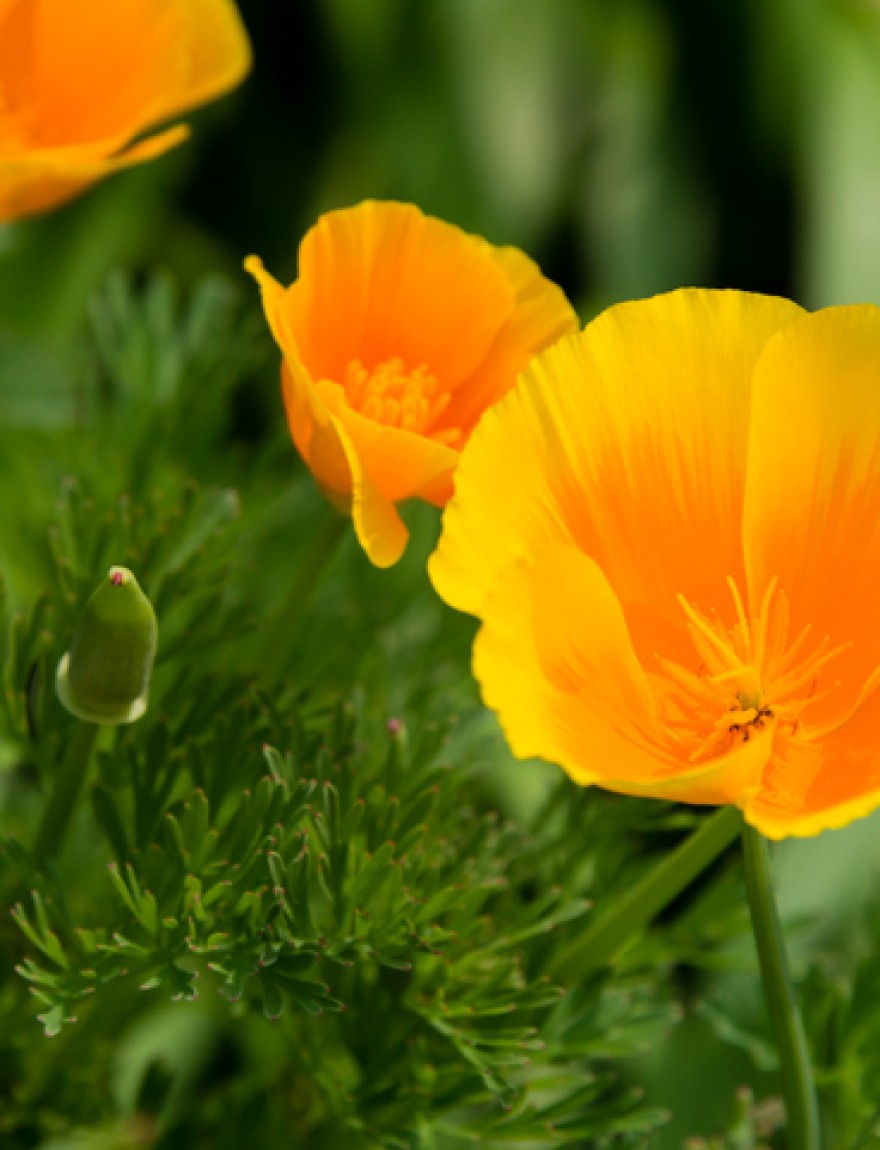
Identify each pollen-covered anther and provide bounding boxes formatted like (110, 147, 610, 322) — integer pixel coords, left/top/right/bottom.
(655, 577, 849, 763)
(344, 358, 460, 444)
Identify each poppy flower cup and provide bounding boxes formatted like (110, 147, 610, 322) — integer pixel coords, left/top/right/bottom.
(246, 200, 578, 566)
(430, 289, 880, 839)
(0, 0, 251, 222)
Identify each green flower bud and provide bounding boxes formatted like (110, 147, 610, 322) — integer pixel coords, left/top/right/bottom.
(56, 566, 158, 725)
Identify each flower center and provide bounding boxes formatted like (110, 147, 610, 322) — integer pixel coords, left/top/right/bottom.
(344, 357, 460, 445)
(655, 578, 848, 762)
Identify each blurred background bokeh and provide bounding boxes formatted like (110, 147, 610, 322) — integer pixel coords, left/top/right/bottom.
(3, 2, 880, 1145)
(6, 0, 880, 348)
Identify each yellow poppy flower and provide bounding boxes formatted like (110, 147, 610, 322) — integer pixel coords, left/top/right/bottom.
(246, 200, 578, 566)
(430, 288, 880, 839)
(0, 0, 251, 222)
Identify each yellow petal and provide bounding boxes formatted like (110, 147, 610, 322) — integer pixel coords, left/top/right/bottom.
(437, 244, 579, 437)
(29, 0, 182, 144)
(474, 543, 772, 805)
(340, 431, 410, 569)
(0, 124, 188, 221)
(280, 366, 352, 499)
(431, 289, 803, 658)
(249, 259, 353, 502)
(283, 367, 411, 568)
(315, 379, 459, 504)
(246, 257, 347, 497)
(745, 687, 880, 838)
(29, 0, 249, 144)
(165, 0, 252, 112)
(744, 305, 880, 732)
(283, 201, 515, 392)
(0, 0, 249, 220)
(430, 330, 584, 617)
(249, 256, 411, 568)
(245, 256, 292, 352)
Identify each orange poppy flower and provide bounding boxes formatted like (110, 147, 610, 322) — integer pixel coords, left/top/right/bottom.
(0, 0, 251, 222)
(246, 200, 578, 566)
(430, 289, 880, 839)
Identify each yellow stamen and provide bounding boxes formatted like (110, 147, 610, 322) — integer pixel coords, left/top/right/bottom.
(344, 357, 459, 444)
(657, 579, 847, 763)
(750, 577, 778, 673)
(677, 596, 749, 675)
(726, 576, 751, 660)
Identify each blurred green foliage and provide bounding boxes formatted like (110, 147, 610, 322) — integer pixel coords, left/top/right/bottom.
(4, 0, 880, 352)
(3, 2, 880, 1147)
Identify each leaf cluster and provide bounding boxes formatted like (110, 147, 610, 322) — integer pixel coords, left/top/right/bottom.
(799, 938, 880, 1149)
(4, 272, 879, 1150)
(1, 587, 679, 1147)
(0, 274, 691, 1149)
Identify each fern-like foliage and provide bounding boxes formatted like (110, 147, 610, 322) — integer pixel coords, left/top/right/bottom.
(3, 273, 878, 1150)
(0, 276, 679, 1148)
(6, 690, 679, 1147)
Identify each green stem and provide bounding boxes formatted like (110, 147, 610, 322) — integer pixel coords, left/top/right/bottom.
(258, 509, 348, 685)
(549, 804, 743, 977)
(741, 824, 821, 1150)
(33, 721, 99, 865)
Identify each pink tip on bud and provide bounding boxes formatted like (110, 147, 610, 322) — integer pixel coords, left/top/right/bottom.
(110, 569, 126, 586)
(387, 717, 402, 735)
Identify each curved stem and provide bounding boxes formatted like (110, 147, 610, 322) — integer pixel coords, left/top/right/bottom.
(33, 721, 99, 865)
(258, 510, 348, 686)
(741, 823, 821, 1150)
(549, 804, 743, 977)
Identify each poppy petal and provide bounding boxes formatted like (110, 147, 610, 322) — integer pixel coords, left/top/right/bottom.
(0, 0, 249, 221)
(432, 289, 803, 660)
(166, 0, 252, 111)
(0, 125, 189, 221)
(342, 439, 410, 569)
(745, 687, 880, 838)
(284, 201, 516, 389)
(250, 256, 411, 567)
(437, 245, 579, 436)
(283, 367, 410, 567)
(475, 543, 772, 805)
(29, 0, 248, 144)
(314, 379, 459, 505)
(744, 305, 880, 733)
(249, 258, 352, 499)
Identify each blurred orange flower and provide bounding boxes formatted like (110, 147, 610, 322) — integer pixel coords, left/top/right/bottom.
(246, 200, 578, 566)
(430, 289, 880, 839)
(0, 0, 251, 222)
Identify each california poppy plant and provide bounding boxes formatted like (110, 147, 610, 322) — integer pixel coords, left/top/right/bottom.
(430, 289, 880, 839)
(0, 0, 251, 222)
(246, 200, 578, 567)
